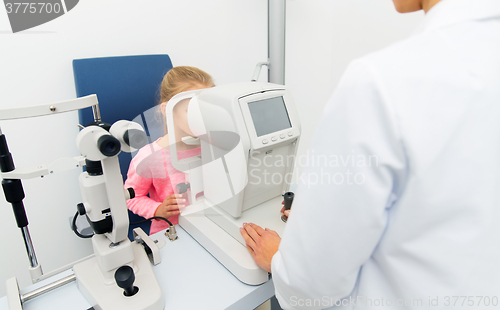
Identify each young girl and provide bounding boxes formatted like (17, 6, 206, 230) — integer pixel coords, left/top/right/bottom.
(124, 66, 215, 235)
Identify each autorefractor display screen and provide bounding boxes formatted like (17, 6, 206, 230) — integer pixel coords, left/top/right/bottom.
(248, 96, 292, 137)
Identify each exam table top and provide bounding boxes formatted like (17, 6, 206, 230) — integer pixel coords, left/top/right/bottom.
(0, 226, 274, 310)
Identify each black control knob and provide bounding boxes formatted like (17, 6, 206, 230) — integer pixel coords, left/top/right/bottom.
(76, 203, 86, 216)
(126, 187, 135, 199)
(114, 265, 139, 297)
(281, 192, 295, 223)
(283, 192, 294, 211)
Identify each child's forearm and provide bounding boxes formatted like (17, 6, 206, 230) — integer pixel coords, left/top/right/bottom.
(127, 197, 161, 219)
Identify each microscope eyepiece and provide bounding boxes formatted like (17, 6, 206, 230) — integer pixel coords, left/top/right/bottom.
(123, 129, 148, 149)
(97, 135, 121, 157)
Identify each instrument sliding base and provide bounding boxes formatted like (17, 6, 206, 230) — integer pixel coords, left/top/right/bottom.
(73, 241, 164, 310)
(179, 196, 285, 285)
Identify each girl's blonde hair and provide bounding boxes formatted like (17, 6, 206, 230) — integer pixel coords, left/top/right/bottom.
(159, 66, 214, 134)
(160, 66, 215, 104)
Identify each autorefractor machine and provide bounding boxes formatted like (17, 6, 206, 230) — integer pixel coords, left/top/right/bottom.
(166, 82, 301, 285)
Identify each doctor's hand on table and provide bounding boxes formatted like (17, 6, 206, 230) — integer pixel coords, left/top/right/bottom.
(240, 223, 281, 273)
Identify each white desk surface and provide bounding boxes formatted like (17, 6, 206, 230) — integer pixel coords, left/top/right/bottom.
(0, 227, 275, 310)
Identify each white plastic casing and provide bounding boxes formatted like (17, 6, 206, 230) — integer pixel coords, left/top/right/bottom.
(169, 82, 301, 285)
(76, 126, 121, 162)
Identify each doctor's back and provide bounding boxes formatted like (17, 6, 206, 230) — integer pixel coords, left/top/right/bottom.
(272, 0, 500, 309)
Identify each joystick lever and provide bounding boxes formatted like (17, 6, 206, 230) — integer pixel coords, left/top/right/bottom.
(114, 265, 139, 297)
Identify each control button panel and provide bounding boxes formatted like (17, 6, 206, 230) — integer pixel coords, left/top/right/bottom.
(255, 129, 298, 149)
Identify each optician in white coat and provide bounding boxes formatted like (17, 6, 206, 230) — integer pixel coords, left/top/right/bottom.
(241, 0, 500, 309)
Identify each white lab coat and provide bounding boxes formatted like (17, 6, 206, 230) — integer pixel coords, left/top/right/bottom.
(271, 0, 500, 309)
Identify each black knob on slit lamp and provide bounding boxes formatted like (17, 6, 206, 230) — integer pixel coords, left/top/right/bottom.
(76, 203, 86, 215)
(114, 266, 139, 297)
(126, 187, 135, 199)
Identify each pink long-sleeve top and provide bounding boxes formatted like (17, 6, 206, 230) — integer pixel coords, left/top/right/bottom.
(124, 139, 200, 235)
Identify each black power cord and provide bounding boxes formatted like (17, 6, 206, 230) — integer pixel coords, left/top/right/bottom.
(71, 211, 93, 239)
(71, 212, 174, 239)
(130, 216, 173, 227)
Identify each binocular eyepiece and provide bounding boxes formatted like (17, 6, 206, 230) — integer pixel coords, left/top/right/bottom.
(77, 120, 148, 161)
(97, 134, 121, 157)
(123, 129, 148, 150)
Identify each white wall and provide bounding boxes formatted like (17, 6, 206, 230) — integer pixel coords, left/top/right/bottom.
(286, 0, 424, 161)
(0, 0, 267, 296)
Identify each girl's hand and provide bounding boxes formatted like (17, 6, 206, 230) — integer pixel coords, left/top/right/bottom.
(154, 194, 185, 219)
(280, 200, 290, 218)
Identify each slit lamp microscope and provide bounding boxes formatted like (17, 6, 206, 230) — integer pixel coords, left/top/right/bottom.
(0, 95, 164, 310)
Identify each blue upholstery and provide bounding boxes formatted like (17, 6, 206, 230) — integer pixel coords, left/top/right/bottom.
(73, 54, 173, 239)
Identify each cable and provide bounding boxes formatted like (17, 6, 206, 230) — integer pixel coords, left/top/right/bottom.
(131, 216, 177, 241)
(71, 211, 94, 239)
(71, 213, 174, 239)
(130, 216, 173, 227)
